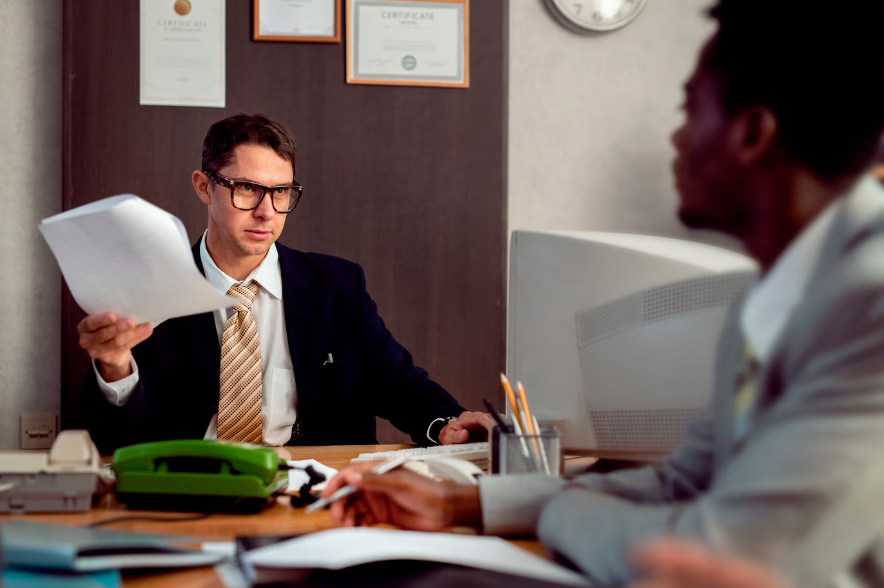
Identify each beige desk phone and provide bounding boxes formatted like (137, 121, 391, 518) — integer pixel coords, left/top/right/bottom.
(0, 430, 102, 513)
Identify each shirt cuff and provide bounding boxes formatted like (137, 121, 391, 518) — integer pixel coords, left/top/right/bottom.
(478, 474, 565, 536)
(93, 358, 140, 406)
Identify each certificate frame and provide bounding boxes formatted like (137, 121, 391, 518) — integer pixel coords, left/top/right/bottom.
(253, 0, 342, 43)
(346, 0, 470, 88)
(140, 0, 226, 108)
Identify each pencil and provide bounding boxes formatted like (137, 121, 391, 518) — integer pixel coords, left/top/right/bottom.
(500, 373, 522, 426)
(516, 381, 537, 436)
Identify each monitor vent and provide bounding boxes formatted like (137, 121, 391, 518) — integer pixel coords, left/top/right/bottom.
(590, 409, 702, 451)
(576, 271, 754, 348)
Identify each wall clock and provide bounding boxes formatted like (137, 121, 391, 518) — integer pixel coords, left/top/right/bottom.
(544, 0, 649, 33)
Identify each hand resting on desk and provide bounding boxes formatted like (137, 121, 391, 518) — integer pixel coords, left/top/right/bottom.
(439, 411, 493, 445)
(322, 460, 482, 531)
(78, 312, 153, 382)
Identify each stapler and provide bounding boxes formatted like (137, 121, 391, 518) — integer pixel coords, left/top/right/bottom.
(0, 430, 102, 513)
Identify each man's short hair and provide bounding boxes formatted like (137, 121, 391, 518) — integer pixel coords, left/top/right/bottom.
(706, 0, 884, 182)
(202, 113, 297, 178)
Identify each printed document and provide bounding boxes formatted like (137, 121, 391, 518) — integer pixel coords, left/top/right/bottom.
(39, 194, 235, 326)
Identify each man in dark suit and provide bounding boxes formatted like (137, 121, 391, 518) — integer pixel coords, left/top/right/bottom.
(78, 113, 489, 453)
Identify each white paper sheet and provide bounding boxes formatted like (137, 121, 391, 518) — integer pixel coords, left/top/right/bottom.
(140, 0, 226, 107)
(243, 528, 589, 586)
(287, 459, 338, 493)
(39, 194, 236, 326)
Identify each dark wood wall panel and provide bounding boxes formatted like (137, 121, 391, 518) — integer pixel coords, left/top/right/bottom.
(62, 0, 507, 443)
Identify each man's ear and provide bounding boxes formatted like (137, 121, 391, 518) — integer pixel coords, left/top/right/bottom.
(192, 170, 212, 205)
(733, 105, 779, 167)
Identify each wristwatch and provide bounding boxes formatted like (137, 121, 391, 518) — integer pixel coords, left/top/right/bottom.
(426, 416, 457, 445)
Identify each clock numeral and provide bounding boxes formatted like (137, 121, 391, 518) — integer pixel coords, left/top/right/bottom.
(592, 10, 603, 22)
(573, 3, 582, 15)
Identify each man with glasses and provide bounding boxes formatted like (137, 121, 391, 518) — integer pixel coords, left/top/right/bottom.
(78, 113, 489, 452)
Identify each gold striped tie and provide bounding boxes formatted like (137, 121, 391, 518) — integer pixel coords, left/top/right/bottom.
(217, 282, 263, 444)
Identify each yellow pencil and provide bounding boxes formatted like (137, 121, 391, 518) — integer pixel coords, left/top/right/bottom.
(500, 373, 522, 424)
(516, 381, 537, 436)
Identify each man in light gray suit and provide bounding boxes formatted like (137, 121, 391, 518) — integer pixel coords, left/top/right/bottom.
(322, 0, 884, 584)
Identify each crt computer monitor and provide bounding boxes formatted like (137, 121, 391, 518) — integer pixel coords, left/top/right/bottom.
(507, 230, 758, 457)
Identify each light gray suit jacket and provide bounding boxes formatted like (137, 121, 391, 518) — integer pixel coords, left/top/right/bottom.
(479, 177, 884, 586)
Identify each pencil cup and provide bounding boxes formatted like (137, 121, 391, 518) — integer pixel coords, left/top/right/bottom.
(490, 426, 561, 476)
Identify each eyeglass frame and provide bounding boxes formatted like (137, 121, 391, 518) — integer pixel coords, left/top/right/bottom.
(204, 170, 303, 213)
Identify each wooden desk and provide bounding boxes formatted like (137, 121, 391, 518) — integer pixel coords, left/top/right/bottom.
(0, 445, 545, 587)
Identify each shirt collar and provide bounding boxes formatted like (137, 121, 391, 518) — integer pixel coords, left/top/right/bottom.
(740, 195, 843, 362)
(199, 230, 283, 301)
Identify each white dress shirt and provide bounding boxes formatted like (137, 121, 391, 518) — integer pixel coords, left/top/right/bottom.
(95, 232, 298, 446)
(740, 195, 843, 363)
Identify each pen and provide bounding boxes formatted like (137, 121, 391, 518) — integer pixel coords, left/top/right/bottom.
(483, 398, 511, 433)
(533, 415, 551, 475)
(304, 454, 407, 513)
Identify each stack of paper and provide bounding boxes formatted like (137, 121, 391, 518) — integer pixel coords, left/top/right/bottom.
(39, 194, 235, 327)
(241, 527, 589, 586)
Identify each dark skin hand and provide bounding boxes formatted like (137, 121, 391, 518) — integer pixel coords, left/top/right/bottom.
(322, 460, 483, 531)
(629, 540, 787, 588)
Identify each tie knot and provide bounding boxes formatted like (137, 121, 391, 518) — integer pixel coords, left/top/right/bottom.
(227, 282, 259, 311)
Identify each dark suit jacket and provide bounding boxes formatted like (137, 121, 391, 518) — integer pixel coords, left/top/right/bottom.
(85, 240, 466, 453)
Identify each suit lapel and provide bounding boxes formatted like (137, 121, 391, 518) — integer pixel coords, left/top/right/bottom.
(735, 177, 884, 439)
(181, 238, 221, 409)
(714, 299, 749, 472)
(277, 244, 323, 407)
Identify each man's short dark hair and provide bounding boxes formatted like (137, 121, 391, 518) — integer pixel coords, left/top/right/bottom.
(202, 113, 297, 178)
(706, 0, 884, 182)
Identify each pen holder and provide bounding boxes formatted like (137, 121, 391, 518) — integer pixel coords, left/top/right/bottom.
(490, 426, 561, 476)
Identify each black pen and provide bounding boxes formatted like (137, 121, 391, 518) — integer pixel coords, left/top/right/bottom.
(483, 398, 512, 433)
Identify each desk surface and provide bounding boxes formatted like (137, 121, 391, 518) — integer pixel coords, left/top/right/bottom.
(0, 445, 546, 588)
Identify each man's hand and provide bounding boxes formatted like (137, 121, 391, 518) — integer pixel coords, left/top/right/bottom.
(629, 539, 787, 588)
(77, 312, 153, 383)
(322, 461, 482, 531)
(440, 411, 492, 445)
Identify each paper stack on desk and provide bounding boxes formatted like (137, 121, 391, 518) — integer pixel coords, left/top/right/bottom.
(39, 194, 235, 326)
(241, 527, 589, 586)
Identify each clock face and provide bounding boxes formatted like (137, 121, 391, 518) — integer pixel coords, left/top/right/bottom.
(547, 0, 649, 33)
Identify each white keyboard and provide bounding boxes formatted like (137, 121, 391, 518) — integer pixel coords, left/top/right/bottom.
(352, 442, 490, 463)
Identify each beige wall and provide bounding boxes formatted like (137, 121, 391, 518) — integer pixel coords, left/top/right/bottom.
(508, 1, 716, 240)
(0, 0, 63, 448)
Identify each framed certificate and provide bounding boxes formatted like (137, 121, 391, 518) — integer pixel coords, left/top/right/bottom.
(140, 0, 226, 108)
(253, 0, 341, 43)
(346, 0, 469, 88)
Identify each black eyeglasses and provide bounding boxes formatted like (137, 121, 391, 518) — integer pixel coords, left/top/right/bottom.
(205, 171, 303, 213)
